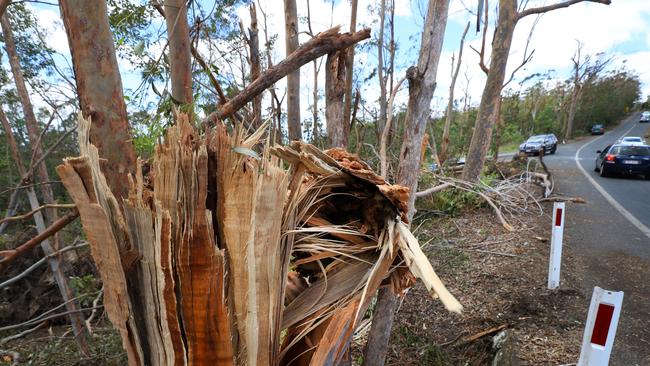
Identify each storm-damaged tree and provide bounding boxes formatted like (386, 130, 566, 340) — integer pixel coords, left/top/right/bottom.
(564, 41, 611, 140)
(363, 1, 450, 365)
(284, 0, 301, 140)
(461, 0, 611, 182)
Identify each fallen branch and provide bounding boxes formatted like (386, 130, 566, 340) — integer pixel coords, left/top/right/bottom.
(457, 324, 507, 345)
(468, 249, 518, 258)
(0, 322, 46, 345)
(204, 26, 371, 124)
(539, 196, 586, 204)
(415, 183, 452, 198)
(0, 306, 102, 333)
(0, 209, 79, 267)
(0, 203, 76, 225)
(0, 241, 89, 290)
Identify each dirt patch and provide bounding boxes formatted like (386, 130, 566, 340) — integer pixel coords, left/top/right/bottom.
(353, 203, 591, 365)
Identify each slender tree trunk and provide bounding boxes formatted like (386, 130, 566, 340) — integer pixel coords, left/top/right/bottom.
(462, 0, 517, 182)
(376, 0, 387, 140)
(248, 3, 262, 128)
(440, 22, 469, 164)
(565, 85, 581, 140)
(284, 0, 301, 141)
(325, 50, 347, 147)
(343, 0, 358, 130)
(1, 15, 55, 223)
(59, 0, 137, 199)
(492, 97, 503, 160)
(312, 60, 319, 140)
(164, 0, 192, 105)
(363, 1, 450, 365)
(0, 107, 89, 356)
(260, 3, 282, 144)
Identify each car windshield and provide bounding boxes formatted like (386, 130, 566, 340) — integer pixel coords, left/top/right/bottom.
(611, 146, 650, 156)
(593, 125, 603, 128)
(527, 137, 544, 143)
(622, 137, 642, 142)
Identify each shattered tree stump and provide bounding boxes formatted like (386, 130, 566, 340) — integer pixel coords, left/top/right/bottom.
(57, 115, 461, 366)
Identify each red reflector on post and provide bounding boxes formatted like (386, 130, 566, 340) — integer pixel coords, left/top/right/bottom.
(555, 208, 563, 226)
(590, 303, 615, 346)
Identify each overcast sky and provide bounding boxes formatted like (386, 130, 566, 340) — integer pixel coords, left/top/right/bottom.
(27, 0, 650, 122)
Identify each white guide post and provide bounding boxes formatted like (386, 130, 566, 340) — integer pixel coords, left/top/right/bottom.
(578, 287, 624, 366)
(548, 202, 565, 289)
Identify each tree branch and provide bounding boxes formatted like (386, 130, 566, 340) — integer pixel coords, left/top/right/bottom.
(0, 204, 76, 225)
(203, 26, 371, 126)
(518, 0, 611, 20)
(0, 209, 79, 267)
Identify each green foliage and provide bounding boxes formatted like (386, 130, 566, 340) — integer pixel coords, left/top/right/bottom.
(69, 275, 99, 308)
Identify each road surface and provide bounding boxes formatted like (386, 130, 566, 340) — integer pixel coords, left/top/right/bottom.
(543, 113, 650, 365)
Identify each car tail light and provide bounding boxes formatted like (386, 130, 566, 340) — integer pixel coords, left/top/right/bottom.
(606, 154, 615, 161)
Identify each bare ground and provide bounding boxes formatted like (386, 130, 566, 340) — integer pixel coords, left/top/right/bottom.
(353, 202, 592, 365)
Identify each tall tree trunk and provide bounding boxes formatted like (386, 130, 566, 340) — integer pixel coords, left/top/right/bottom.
(461, 0, 517, 182)
(376, 0, 387, 140)
(343, 0, 358, 130)
(0, 107, 89, 356)
(491, 97, 504, 160)
(325, 50, 347, 147)
(59, 0, 137, 199)
(164, 0, 193, 105)
(363, 1, 450, 365)
(284, 0, 301, 141)
(440, 22, 469, 164)
(1, 15, 55, 223)
(248, 3, 262, 129)
(565, 85, 581, 140)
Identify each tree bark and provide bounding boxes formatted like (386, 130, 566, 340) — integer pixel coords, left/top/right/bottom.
(248, 4, 262, 129)
(164, 0, 193, 105)
(59, 0, 137, 199)
(363, 1, 450, 365)
(284, 0, 301, 141)
(343, 0, 358, 130)
(440, 22, 469, 164)
(0, 0, 9, 18)
(1, 15, 55, 223)
(462, 0, 517, 182)
(376, 0, 387, 140)
(565, 85, 581, 140)
(325, 50, 347, 148)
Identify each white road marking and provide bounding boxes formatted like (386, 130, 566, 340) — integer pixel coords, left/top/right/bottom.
(574, 118, 650, 240)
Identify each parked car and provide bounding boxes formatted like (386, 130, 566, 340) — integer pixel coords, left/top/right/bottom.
(590, 124, 605, 135)
(594, 143, 650, 178)
(519, 134, 557, 155)
(640, 111, 650, 123)
(617, 136, 646, 144)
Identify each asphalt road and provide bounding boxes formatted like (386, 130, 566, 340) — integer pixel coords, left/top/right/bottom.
(542, 113, 650, 364)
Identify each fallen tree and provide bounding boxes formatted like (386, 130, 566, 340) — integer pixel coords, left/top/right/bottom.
(56, 114, 462, 365)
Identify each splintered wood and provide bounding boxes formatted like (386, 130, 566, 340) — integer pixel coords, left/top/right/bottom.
(57, 115, 462, 366)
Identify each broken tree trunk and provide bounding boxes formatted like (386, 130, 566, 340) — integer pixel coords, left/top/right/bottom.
(204, 26, 370, 126)
(365, 1, 450, 365)
(248, 3, 262, 129)
(58, 114, 461, 366)
(59, 0, 137, 199)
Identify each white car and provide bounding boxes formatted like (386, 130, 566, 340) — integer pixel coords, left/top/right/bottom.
(641, 111, 650, 123)
(617, 136, 646, 144)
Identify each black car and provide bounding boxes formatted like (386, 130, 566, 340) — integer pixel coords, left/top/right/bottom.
(590, 124, 605, 135)
(594, 143, 650, 178)
(519, 134, 557, 155)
